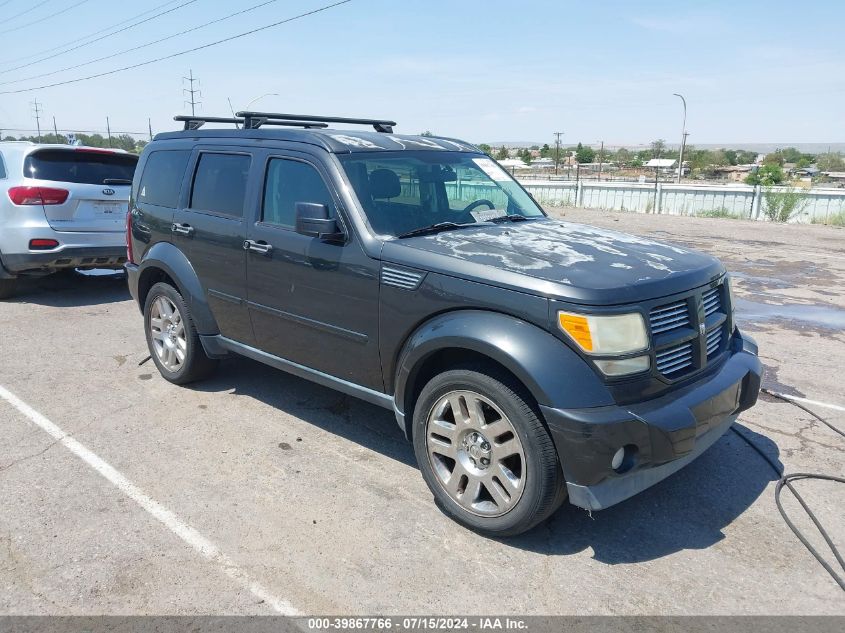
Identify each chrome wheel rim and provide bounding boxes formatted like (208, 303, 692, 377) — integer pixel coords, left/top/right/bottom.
(149, 296, 186, 372)
(426, 390, 526, 517)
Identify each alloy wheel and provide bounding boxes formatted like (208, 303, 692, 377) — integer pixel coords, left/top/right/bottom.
(426, 390, 526, 517)
(149, 295, 187, 372)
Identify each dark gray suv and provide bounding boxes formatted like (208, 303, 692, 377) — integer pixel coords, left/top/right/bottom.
(126, 111, 762, 536)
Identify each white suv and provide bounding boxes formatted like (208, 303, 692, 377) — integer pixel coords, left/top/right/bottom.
(0, 141, 138, 298)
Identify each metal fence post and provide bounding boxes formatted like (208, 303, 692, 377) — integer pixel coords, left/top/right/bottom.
(576, 181, 583, 207)
(656, 183, 663, 214)
(752, 185, 762, 219)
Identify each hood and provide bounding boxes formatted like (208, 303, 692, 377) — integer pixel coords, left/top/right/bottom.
(383, 219, 724, 305)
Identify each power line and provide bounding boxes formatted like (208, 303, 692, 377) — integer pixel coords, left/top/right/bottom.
(0, 0, 353, 95)
(0, 1, 196, 75)
(0, 0, 51, 26)
(0, 0, 91, 36)
(0, 0, 284, 86)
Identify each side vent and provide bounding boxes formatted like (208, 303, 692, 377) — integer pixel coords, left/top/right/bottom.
(381, 265, 425, 290)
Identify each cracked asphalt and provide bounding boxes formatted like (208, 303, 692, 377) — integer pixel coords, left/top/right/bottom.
(0, 210, 843, 615)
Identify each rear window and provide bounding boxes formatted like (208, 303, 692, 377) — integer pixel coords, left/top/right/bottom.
(137, 150, 191, 208)
(24, 149, 137, 185)
(190, 153, 251, 217)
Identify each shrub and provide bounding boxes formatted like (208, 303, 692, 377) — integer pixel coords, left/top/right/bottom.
(697, 208, 742, 219)
(812, 211, 845, 226)
(762, 187, 809, 222)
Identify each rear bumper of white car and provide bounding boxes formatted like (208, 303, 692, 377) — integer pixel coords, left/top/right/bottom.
(0, 228, 127, 276)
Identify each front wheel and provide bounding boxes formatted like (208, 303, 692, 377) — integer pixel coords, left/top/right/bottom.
(143, 282, 217, 385)
(413, 367, 566, 537)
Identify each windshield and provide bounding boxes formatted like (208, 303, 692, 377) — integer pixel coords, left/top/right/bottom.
(25, 149, 138, 185)
(338, 151, 545, 237)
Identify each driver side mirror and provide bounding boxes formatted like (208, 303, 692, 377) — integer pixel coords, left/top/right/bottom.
(295, 202, 344, 242)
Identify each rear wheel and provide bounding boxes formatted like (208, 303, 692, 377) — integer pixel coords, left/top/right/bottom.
(144, 282, 217, 384)
(0, 278, 18, 300)
(413, 366, 566, 537)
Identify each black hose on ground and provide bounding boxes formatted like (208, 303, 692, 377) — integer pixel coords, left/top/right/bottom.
(731, 387, 845, 592)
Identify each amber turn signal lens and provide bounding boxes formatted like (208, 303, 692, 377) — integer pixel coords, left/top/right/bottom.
(558, 313, 593, 351)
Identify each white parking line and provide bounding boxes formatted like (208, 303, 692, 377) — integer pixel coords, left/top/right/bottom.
(0, 384, 300, 616)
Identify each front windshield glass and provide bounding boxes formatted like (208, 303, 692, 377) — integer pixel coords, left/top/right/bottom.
(338, 151, 545, 237)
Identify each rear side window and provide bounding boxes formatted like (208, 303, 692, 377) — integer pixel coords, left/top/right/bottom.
(0, 152, 6, 179)
(190, 153, 251, 217)
(24, 149, 137, 185)
(262, 158, 335, 227)
(137, 150, 191, 208)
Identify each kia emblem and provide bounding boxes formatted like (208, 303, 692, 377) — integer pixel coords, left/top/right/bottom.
(102, 188, 115, 196)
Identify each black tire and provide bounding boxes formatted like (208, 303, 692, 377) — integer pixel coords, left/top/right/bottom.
(412, 365, 566, 537)
(0, 278, 18, 300)
(143, 282, 217, 385)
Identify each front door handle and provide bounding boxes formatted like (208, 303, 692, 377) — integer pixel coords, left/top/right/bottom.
(243, 239, 273, 255)
(171, 223, 194, 236)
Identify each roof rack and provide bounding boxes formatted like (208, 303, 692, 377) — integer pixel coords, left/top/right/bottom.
(235, 111, 396, 133)
(173, 115, 328, 131)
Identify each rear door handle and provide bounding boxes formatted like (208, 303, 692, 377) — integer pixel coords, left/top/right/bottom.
(243, 239, 273, 255)
(171, 223, 194, 236)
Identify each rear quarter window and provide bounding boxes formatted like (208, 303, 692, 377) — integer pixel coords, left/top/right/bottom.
(0, 152, 6, 179)
(24, 149, 137, 185)
(137, 150, 191, 208)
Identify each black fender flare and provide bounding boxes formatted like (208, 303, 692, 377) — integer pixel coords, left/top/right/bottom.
(136, 241, 219, 335)
(393, 310, 614, 434)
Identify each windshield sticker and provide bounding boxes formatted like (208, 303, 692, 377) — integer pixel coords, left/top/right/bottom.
(470, 208, 504, 222)
(328, 134, 384, 149)
(472, 157, 511, 181)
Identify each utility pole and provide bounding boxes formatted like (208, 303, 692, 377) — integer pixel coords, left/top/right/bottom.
(52, 116, 59, 140)
(183, 69, 202, 116)
(106, 116, 112, 147)
(597, 140, 605, 181)
(31, 100, 43, 142)
(148, 118, 154, 141)
(673, 93, 687, 183)
(553, 131, 563, 176)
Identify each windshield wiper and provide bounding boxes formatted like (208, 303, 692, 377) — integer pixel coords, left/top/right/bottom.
(103, 178, 132, 185)
(397, 222, 485, 239)
(489, 214, 532, 223)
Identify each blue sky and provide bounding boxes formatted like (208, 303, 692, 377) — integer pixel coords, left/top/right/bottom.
(0, 0, 842, 146)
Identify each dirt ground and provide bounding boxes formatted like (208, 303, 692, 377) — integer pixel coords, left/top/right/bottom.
(0, 208, 843, 616)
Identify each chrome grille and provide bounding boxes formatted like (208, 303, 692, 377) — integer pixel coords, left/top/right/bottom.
(649, 300, 690, 335)
(655, 341, 694, 375)
(702, 287, 721, 317)
(706, 327, 722, 357)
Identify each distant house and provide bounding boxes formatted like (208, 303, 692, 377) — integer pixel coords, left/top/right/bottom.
(644, 158, 677, 173)
(713, 165, 753, 182)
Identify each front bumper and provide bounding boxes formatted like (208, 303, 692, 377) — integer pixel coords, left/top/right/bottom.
(542, 328, 761, 511)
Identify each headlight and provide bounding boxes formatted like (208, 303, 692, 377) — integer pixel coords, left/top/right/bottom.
(557, 311, 648, 355)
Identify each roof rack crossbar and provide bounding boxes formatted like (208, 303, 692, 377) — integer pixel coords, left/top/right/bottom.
(235, 111, 396, 133)
(173, 115, 329, 131)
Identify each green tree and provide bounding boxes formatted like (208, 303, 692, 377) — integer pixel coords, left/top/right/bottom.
(495, 146, 509, 160)
(615, 148, 631, 166)
(650, 138, 666, 159)
(540, 143, 551, 158)
(762, 152, 784, 166)
(736, 150, 757, 164)
(575, 142, 595, 163)
(477, 143, 492, 156)
(745, 164, 785, 186)
(762, 187, 809, 222)
(817, 153, 845, 171)
(724, 149, 738, 166)
(420, 130, 435, 137)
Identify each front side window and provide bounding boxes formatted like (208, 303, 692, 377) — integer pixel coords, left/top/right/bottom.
(262, 158, 335, 228)
(137, 150, 191, 208)
(190, 153, 251, 217)
(338, 151, 545, 237)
